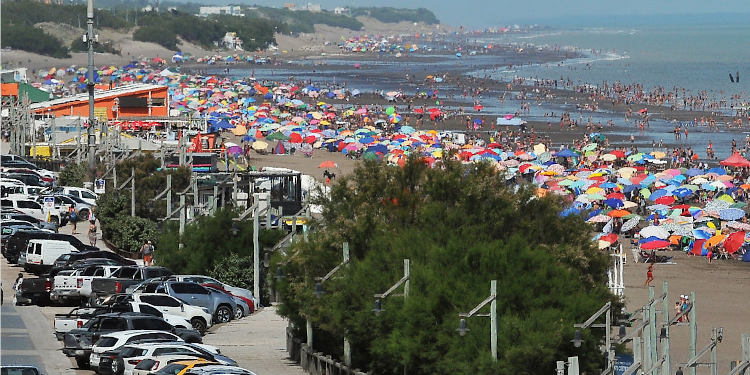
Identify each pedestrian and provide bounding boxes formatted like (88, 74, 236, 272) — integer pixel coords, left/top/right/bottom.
(69, 207, 78, 234)
(676, 367, 683, 375)
(139, 240, 154, 266)
(13, 272, 23, 305)
(88, 220, 97, 247)
(644, 263, 654, 286)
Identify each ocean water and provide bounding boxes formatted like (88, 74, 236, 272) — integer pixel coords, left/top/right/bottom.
(475, 25, 750, 100)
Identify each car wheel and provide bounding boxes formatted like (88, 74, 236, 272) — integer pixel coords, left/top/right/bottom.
(234, 306, 244, 320)
(190, 317, 207, 335)
(78, 209, 88, 221)
(50, 216, 60, 227)
(214, 305, 232, 324)
(75, 355, 89, 369)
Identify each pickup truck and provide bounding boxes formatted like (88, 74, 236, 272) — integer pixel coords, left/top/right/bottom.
(89, 266, 172, 303)
(15, 277, 52, 305)
(54, 303, 195, 340)
(63, 312, 201, 369)
(51, 265, 121, 303)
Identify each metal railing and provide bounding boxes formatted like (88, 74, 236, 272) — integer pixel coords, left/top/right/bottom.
(286, 327, 367, 375)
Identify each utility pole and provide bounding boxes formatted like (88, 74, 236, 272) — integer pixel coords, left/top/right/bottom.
(130, 167, 136, 217)
(86, 0, 97, 173)
(689, 291, 697, 375)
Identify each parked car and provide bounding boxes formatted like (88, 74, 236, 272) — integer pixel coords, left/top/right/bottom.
(35, 194, 93, 221)
(130, 293, 213, 334)
(202, 285, 250, 320)
(148, 281, 238, 324)
(53, 186, 98, 206)
(97, 341, 234, 375)
(178, 365, 257, 375)
(2, 172, 47, 187)
(170, 275, 258, 308)
(4, 230, 92, 264)
(0, 212, 60, 232)
(89, 330, 183, 372)
(90, 267, 173, 303)
(14, 277, 52, 305)
(50, 251, 136, 277)
(51, 265, 121, 303)
(0, 365, 43, 375)
(133, 358, 219, 375)
(62, 312, 202, 369)
(1, 183, 46, 199)
(0, 198, 64, 224)
(201, 283, 254, 315)
(54, 303, 194, 339)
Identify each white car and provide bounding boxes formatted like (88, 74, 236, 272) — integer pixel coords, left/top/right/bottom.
(57, 186, 98, 206)
(178, 365, 257, 375)
(129, 303, 193, 331)
(101, 341, 234, 375)
(131, 356, 216, 375)
(89, 330, 183, 371)
(130, 294, 213, 334)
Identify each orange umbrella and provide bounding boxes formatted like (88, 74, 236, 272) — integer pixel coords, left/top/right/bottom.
(318, 161, 337, 168)
(705, 234, 726, 248)
(607, 209, 630, 218)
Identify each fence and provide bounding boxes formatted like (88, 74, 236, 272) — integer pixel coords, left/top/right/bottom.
(287, 326, 368, 375)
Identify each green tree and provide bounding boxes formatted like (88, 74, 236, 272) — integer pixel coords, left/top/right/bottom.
(276, 158, 615, 375)
(58, 163, 88, 187)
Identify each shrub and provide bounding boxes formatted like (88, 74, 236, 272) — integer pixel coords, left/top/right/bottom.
(58, 163, 88, 187)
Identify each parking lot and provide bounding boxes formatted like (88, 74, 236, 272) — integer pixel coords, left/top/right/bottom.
(1, 222, 305, 375)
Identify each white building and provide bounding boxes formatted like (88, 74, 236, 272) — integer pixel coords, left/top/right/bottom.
(199, 6, 244, 17)
(333, 7, 348, 15)
(301, 3, 321, 12)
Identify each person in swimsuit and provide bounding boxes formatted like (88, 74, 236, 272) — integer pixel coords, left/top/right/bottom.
(644, 263, 654, 286)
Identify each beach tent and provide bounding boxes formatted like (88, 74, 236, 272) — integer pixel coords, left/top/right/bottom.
(720, 152, 750, 167)
(273, 141, 286, 155)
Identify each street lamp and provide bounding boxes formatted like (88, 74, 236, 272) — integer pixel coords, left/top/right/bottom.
(571, 329, 583, 348)
(457, 280, 497, 361)
(371, 258, 410, 313)
(573, 302, 614, 374)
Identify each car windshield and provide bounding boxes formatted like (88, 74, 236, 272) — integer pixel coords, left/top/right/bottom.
(155, 363, 188, 374)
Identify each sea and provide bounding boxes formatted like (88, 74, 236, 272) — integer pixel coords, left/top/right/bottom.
(232, 24, 750, 158)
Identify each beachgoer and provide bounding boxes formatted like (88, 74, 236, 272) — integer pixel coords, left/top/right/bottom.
(674, 301, 682, 322)
(13, 272, 23, 305)
(676, 367, 683, 375)
(69, 207, 78, 234)
(644, 263, 654, 286)
(88, 220, 97, 247)
(140, 240, 154, 266)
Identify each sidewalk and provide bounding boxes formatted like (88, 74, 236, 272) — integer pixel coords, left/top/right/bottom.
(203, 305, 305, 375)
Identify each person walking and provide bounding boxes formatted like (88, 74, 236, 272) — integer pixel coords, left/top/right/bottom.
(87, 220, 97, 247)
(644, 263, 654, 286)
(69, 207, 78, 234)
(139, 240, 154, 266)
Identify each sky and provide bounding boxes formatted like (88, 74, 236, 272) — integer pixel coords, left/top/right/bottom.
(253, 0, 750, 27)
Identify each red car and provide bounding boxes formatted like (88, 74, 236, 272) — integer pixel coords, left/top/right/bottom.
(201, 283, 254, 314)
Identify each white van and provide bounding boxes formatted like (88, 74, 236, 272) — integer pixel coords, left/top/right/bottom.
(24, 239, 78, 274)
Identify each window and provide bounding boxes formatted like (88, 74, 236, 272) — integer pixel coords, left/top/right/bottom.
(17, 201, 41, 209)
(81, 191, 96, 199)
(34, 244, 41, 255)
(95, 337, 118, 348)
(115, 268, 138, 278)
(119, 346, 147, 358)
(152, 347, 196, 356)
(170, 283, 208, 295)
(151, 363, 186, 374)
(1, 199, 12, 207)
(128, 332, 174, 343)
(81, 267, 97, 276)
(94, 268, 104, 277)
(99, 318, 127, 331)
(153, 295, 181, 307)
(137, 304, 163, 317)
(131, 318, 172, 331)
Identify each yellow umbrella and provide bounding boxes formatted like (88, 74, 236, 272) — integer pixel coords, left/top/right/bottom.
(705, 234, 726, 248)
(716, 194, 735, 203)
(252, 140, 268, 151)
(585, 187, 604, 194)
(651, 151, 666, 159)
(232, 125, 247, 135)
(533, 143, 546, 154)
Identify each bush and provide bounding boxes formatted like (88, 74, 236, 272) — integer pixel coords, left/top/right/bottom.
(104, 215, 158, 254)
(0, 21, 70, 58)
(350, 7, 440, 24)
(58, 163, 88, 187)
(133, 24, 179, 50)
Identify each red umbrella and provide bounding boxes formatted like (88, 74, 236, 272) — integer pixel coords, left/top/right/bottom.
(606, 192, 625, 200)
(641, 240, 671, 250)
(600, 233, 619, 244)
(723, 231, 746, 254)
(654, 196, 675, 205)
(473, 104, 483, 111)
(289, 133, 303, 143)
(318, 160, 337, 168)
(720, 152, 750, 167)
(610, 150, 626, 158)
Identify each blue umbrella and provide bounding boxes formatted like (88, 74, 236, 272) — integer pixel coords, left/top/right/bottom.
(649, 189, 669, 201)
(707, 167, 726, 175)
(604, 198, 624, 208)
(555, 148, 578, 158)
(600, 182, 617, 189)
(639, 236, 665, 244)
(685, 168, 703, 176)
(692, 229, 712, 240)
(673, 188, 693, 198)
(623, 184, 640, 193)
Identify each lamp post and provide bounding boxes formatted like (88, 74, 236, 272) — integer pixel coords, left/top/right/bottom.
(572, 301, 614, 374)
(84, 0, 97, 173)
(310, 243, 350, 360)
(371, 258, 410, 315)
(456, 280, 497, 361)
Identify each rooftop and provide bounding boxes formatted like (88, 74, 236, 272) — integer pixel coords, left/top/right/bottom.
(29, 83, 165, 110)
